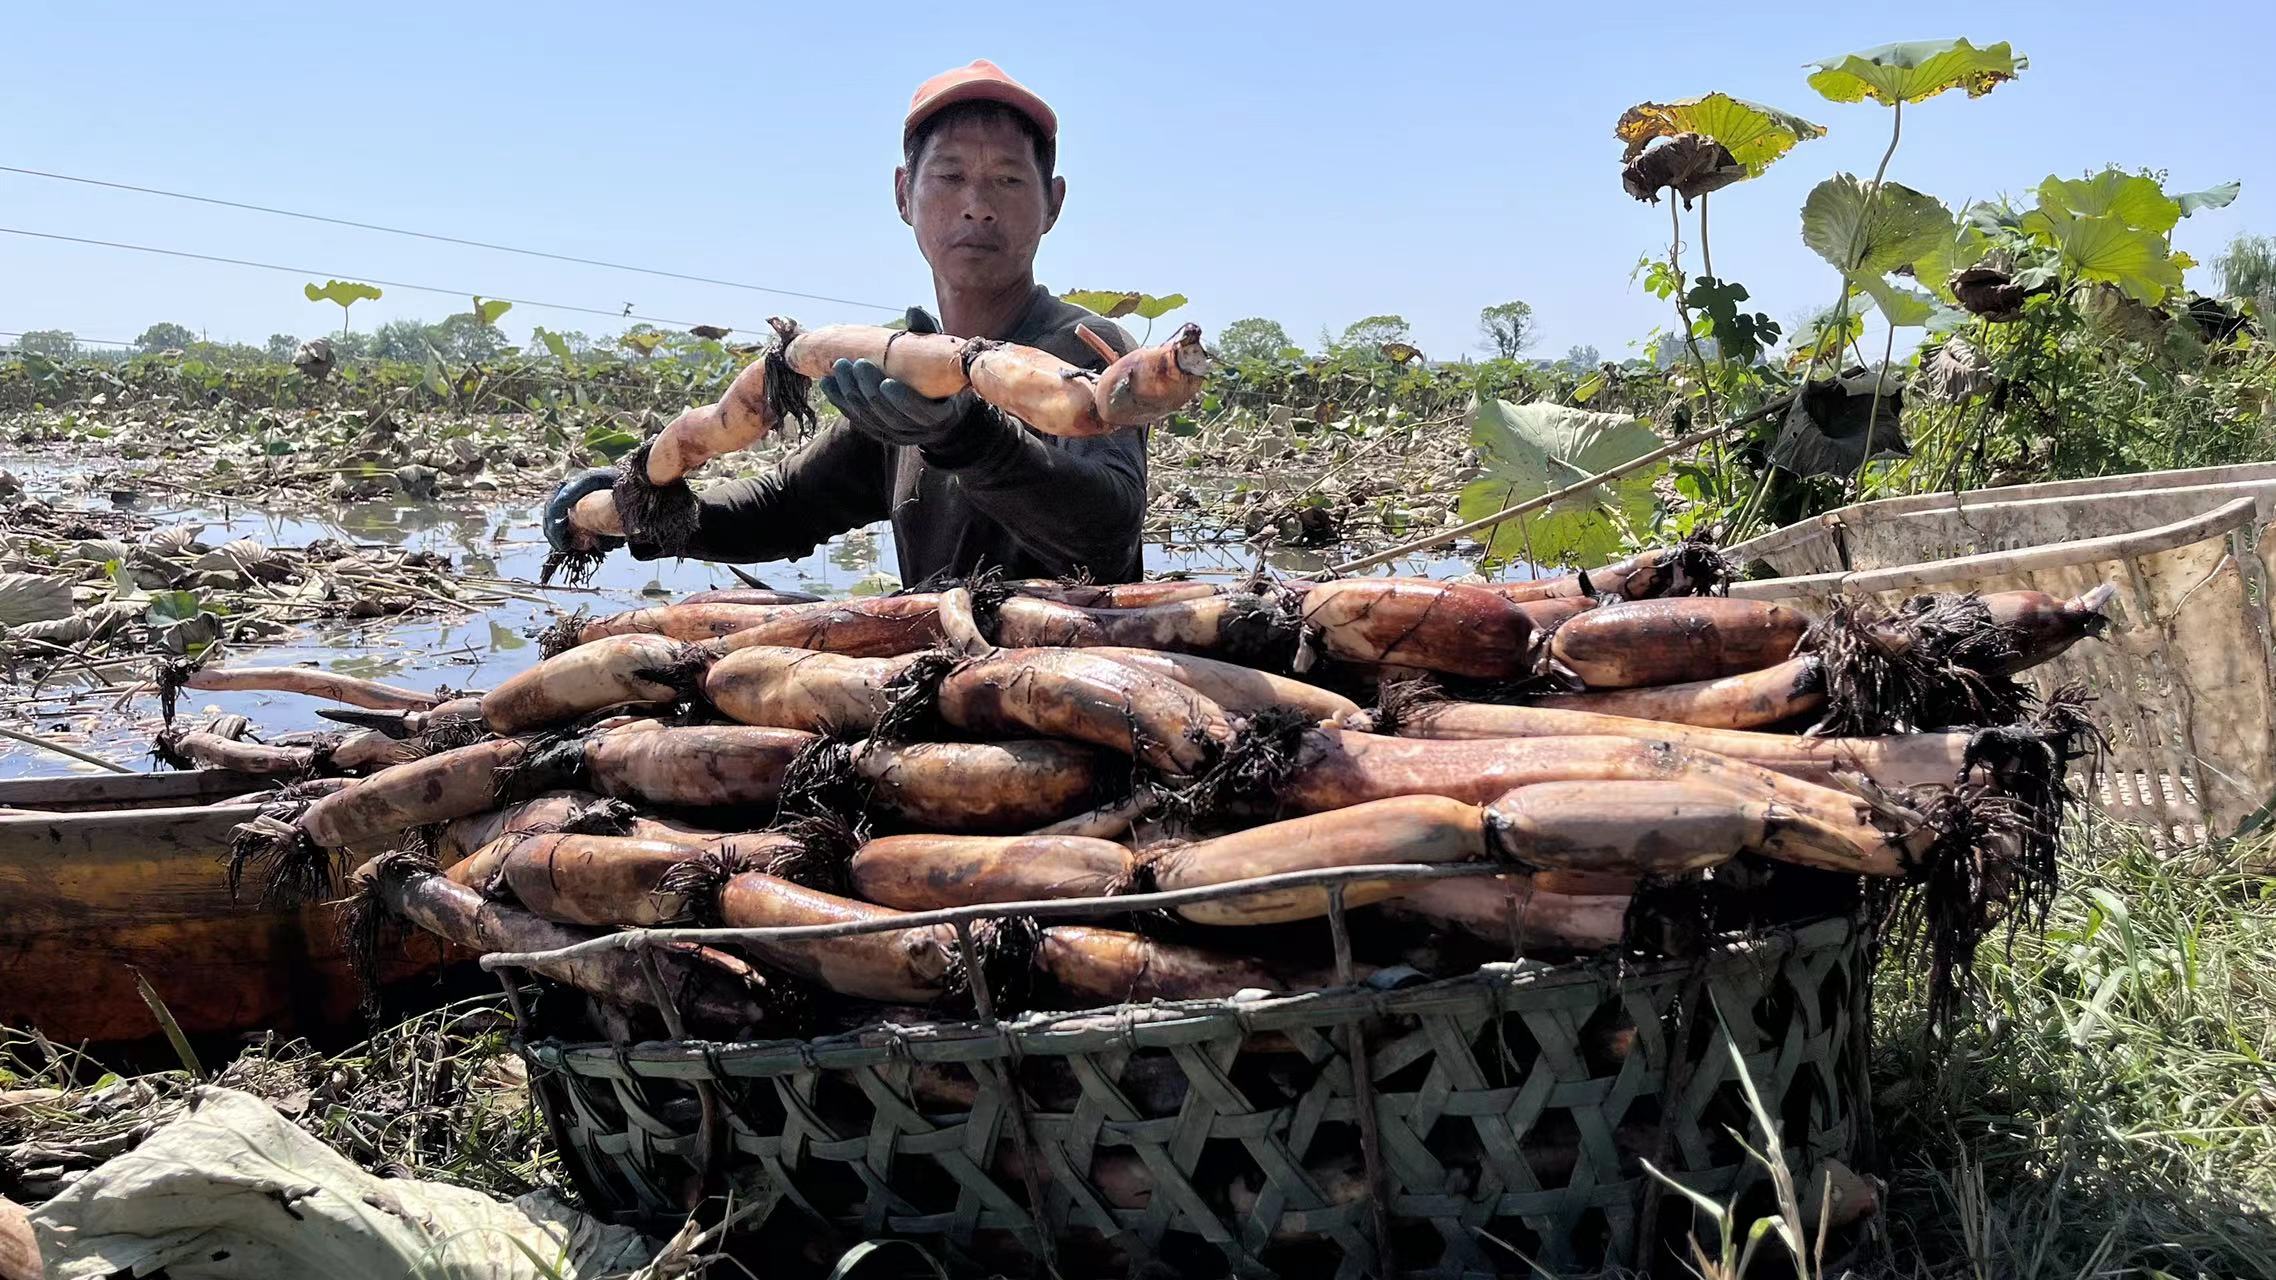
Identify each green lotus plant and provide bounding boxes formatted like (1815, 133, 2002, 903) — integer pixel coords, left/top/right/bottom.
(1806, 38, 2026, 106)
(1460, 398, 1665, 567)
(2018, 170, 2237, 304)
(1059, 290, 1189, 341)
(1614, 93, 1824, 431)
(1786, 38, 2027, 498)
(304, 280, 383, 340)
(1615, 93, 1827, 206)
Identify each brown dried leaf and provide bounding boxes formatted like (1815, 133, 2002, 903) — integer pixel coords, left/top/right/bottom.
(1621, 134, 1744, 207)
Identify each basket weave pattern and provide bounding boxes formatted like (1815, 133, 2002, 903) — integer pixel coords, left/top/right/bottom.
(518, 916, 1865, 1277)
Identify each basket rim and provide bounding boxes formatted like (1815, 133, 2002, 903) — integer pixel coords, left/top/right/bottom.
(1725, 459, 2276, 563)
(518, 914, 1859, 1078)
(1729, 493, 2258, 601)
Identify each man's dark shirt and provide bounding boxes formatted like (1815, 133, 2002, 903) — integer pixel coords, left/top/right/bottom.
(645, 286, 1145, 585)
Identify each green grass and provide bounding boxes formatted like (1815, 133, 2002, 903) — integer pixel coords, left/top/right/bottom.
(1870, 822, 2276, 1279)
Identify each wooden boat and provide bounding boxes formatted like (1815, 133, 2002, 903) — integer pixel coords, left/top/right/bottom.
(0, 768, 449, 1044)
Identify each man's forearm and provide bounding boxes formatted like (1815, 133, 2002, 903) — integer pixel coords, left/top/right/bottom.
(628, 421, 891, 564)
(625, 478, 821, 564)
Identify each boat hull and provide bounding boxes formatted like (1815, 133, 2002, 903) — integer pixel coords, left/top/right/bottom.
(0, 770, 448, 1043)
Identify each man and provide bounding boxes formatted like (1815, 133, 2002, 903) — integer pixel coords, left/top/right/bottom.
(544, 60, 1146, 585)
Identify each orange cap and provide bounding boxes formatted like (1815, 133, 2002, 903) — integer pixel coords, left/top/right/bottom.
(904, 59, 1057, 143)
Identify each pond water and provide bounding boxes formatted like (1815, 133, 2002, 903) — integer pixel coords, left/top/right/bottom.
(0, 477, 1486, 777)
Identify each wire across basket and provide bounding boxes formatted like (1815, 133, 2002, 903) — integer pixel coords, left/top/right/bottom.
(493, 865, 1870, 1279)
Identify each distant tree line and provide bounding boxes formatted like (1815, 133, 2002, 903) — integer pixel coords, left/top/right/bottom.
(1214, 301, 1602, 372)
(3, 312, 519, 366)
(15, 296, 1626, 376)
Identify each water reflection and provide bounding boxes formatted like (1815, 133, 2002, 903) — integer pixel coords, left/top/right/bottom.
(0, 485, 1489, 777)
(330, 499, 493, 548)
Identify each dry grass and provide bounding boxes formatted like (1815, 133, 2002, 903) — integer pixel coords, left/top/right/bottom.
(0, 997, 552, 1206)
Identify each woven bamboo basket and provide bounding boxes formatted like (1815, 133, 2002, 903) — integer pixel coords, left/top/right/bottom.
(1727, 467, 2276, 843)
(505, 892, 1868, 1280)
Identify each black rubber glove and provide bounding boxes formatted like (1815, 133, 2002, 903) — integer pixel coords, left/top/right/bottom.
(543, 468, 623, 554)
(818, 308, 981, 450)
(819, 357, 977, 449)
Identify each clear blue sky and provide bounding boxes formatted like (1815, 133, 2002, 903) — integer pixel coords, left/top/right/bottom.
(3, 2, 2268, 360)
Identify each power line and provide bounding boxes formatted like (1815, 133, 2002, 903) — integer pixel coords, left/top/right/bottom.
(0, 163, 901, 314)
(0, 330, 138, 347)
(0, 225, 763, 332)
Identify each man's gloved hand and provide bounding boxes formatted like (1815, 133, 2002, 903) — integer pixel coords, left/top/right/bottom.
(818, 306, 979, 450)
(543, 468, 623, 554)
(820, 358, 976, 449)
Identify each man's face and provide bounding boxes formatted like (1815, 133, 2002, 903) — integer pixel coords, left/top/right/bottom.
(897, 113, 1065, 297)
